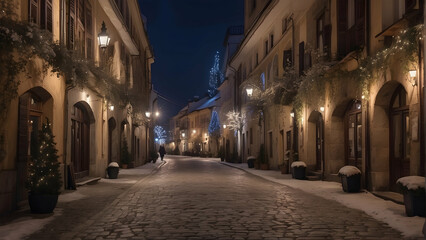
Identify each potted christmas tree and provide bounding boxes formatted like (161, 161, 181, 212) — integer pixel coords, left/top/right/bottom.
(120, 137, 132, 168)
(27, 119, 62, 214)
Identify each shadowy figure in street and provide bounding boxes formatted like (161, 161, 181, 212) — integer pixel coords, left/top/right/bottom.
(159, 145, 166, 161)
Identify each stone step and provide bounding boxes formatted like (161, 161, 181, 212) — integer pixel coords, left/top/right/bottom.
(306, 175, 321, 181)
(76, 177, 101, 187)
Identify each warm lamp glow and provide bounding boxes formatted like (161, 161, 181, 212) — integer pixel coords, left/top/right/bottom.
(192, 130, 196, 134)
(145, 111, 151, 118)
(182, 133, 185, 137)
(109, 105, 114, 111)
(290, 112, 295, 118)
(409, 70, 417, 78)
(98, 21, 111, 49)
(223, 124, 227, 129)
(155, 111, 160, 117)
(246, 88, 253, 97)
(320, 107, 325, 112)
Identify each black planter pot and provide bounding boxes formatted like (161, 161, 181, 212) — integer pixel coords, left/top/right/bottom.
(247, 158, 255, 168)
(292, 167, 306, 180)
(403, 191, 426, 217)
(341, 174, 361, 193)
(28, 194, 59, 214)
(107, 167, 119, 179)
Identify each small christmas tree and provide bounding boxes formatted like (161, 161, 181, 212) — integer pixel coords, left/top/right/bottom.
(27, 119, 62, 195)
(120, 137, 132, 165)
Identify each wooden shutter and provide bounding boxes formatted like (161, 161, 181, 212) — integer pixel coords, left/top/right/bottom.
(299, 42, 304, 76)
(46, 0, 53, 32)
(283, 49, 292, 70)
(324, 25, 332, 57)
(29, 0, 39, 24)
(337, 0, 348, 58)
(68, 0, 76, 49)
(354, 0, 366, 49)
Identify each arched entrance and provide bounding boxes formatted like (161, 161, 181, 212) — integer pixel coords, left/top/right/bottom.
(372, 82, 410, 191)
(308, 111, 324, 171)
(108, 117, 116, 163)
(389, 86, 410, 191)
(17, 87, 53, 204)
(71, 102, 93, 179)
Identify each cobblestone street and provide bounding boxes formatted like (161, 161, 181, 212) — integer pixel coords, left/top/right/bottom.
(24, 155, 411, 239)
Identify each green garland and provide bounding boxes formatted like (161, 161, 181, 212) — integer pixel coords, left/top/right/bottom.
(282, 24, 422, 121)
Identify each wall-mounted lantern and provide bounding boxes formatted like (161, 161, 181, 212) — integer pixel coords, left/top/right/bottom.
(98, 21, 111, 49)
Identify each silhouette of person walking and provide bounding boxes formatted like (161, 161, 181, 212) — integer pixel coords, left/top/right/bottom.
(158, 145, 166, 161)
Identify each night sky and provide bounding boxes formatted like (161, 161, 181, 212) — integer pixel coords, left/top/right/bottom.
(138, 0, 244, 127)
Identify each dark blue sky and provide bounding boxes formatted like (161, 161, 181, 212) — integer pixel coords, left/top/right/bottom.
(139, 0, 244, 127)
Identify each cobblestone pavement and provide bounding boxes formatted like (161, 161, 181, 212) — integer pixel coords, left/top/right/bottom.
(31, 156, 409, 239)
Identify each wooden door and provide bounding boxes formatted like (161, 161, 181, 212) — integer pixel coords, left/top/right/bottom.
(389, 87, 410, 191)
(315, 115, 324, 170)
(346, 101, 362, 169)
(71, 105, 90, 179)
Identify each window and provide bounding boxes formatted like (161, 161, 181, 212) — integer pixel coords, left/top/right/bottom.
(286, 131, 292, 151)
(264, 40, 269, 57)
(282, 18, 288, 34)
(29, 0, 53, 32)
(337, 0, 366, 58)
(250, 0, 256, 13)
(270, 34, 274, 49)
(250, 128, 253, 144)
(255, 53, 259, 66)
(283, 49, 292, 70)
(268, 132, 273, 157)
(317, 14, 324, 52)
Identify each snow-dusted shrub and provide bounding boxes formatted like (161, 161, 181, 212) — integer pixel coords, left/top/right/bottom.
(108, 162, 119, 168)
(397, 176, 425, 195)
(338, 166, 361, 177)
(291, 161, 307, 168)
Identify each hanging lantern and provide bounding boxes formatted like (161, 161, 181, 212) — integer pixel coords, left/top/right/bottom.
(98, 21, 111, 49)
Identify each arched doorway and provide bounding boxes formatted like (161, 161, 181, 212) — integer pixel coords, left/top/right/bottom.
(17, 87, 53, 204)
(108, 117, 116, 163)
(308, 111, 324, 171)
(71, 102, 92, 179)
(389, 86, 410, 191)
(372, 81, 410, 191)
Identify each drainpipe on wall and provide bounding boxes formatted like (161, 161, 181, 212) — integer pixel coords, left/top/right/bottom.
(365, 0, 371, 190)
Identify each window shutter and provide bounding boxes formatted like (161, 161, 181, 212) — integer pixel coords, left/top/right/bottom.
(324, 24, 332, 57)
(46, 0, 53, 32)
(354, 0, 365, 49)
(40, 0, 45, 28)
(68, 0, 76, 49)
(29, 0, 38, 24)
(299, 42, 304, 76)
(337, 0, 348, 58)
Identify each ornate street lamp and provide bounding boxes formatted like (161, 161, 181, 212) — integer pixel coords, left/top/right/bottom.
(98, 21, 111, 49)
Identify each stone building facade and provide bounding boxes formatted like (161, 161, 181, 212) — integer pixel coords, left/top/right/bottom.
(0, 0, 153, 215)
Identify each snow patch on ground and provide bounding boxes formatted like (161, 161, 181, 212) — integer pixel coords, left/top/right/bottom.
(100, 178, 138, 184)
(59, 191, 86, 203)
(0, 209, 63, 240)
(222, 162, 424, 238)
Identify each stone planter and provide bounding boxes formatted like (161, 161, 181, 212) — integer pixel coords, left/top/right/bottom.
(403, 190, 425, 217)
(28, 194, 59, 214)
(107, 167, 119, 179)
(292, 167, 306, 180)
(247, 157, 255, 168)
(340, 174, 361, 193)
